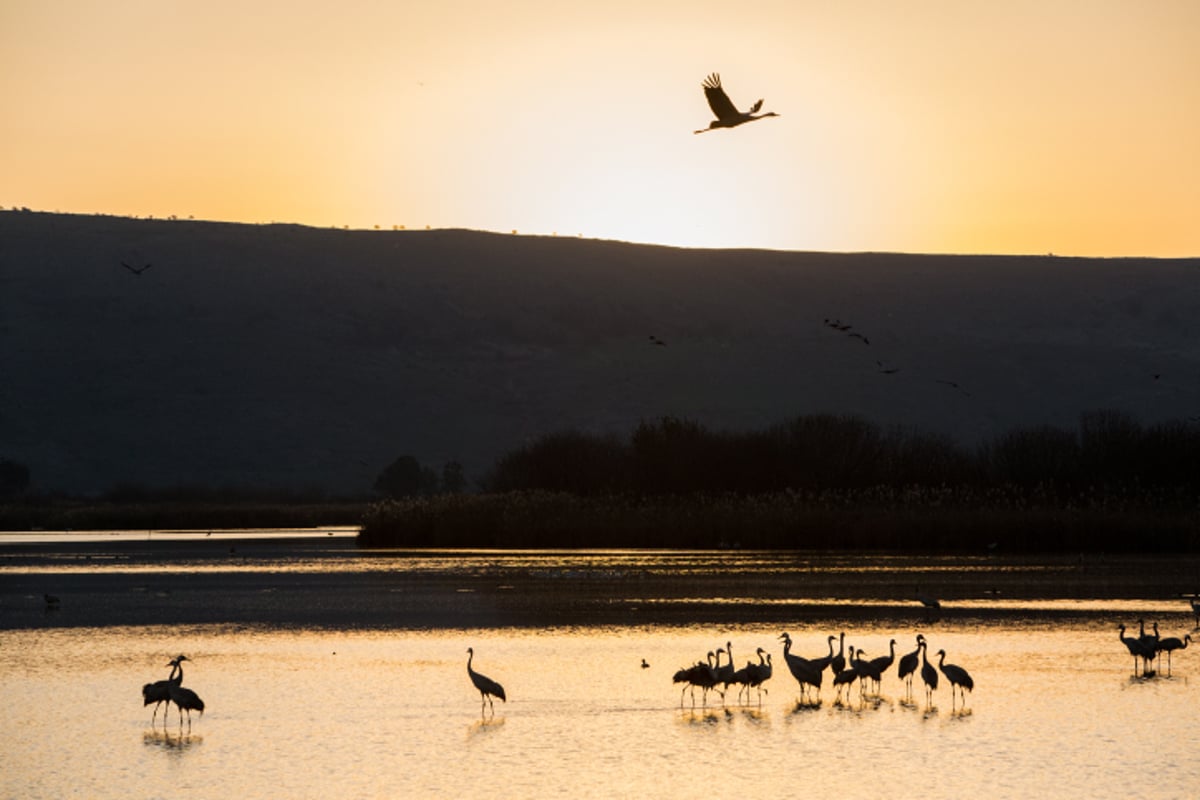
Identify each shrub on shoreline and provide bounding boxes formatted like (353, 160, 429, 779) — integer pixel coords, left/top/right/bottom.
(357, 488, 1200, 553)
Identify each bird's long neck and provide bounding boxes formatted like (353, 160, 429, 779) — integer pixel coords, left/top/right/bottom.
(173, 661, 184, 685)
(836, 633, 845, 657)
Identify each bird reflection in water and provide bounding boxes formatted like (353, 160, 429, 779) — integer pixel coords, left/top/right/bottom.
(142, 729, 203, 752)
(467, 716, 506, 738)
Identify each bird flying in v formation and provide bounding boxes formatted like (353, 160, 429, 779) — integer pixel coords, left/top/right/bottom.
(694, 73, 779, 134)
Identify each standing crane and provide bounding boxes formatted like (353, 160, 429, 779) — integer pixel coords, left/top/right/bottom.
(919, 640, 939, 707)
(897, 634, 925, 698)
(142, 657, 181, 725)
(1156, 634, 1191, 676)
(673, 651, 718, 708)
(466, 647, 507, 716)
(936, 649, 974, 709)
(864, 639, 897, 694)
(693, 73, 779, 134)
(1118, 624, 1148, 676)
(832, 649, 861, 704)
(778, 632, 823, 705)
(830, 632, 847, 675)
(166, 655, 205, 729)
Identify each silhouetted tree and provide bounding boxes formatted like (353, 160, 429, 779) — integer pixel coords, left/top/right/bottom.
(488, 430, 627, 494)
(979, 425, 1080, 489)
(441, 460, 468, 494)
(374, 455, 433, 498)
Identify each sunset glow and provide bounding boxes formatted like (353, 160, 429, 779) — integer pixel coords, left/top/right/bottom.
(3, 0, 1197, 255)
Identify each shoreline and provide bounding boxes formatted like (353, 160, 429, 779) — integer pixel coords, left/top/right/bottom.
(3, 539, 1197, 632)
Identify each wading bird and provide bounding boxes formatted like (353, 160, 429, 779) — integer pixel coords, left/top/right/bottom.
(936, 649, 973, 708)
(1157, 634, 1191, 676)
(142, 658, 181, 725)
(779, 632, 823, 704)
(466, 647, 506, 715)
(864, 639, 897, 694)
(1118, 624, 1148, 676)
(673, 651, 718, 707)
(833, 650, 861, 703)
(747, 649, 772, 703)
(916, 587, 941, 611)
(897, 635, 925, 697)
(694, 73, 778, 134)
(919, 640, 938, 706)
(830, 632, 847, 676)
(166, 656, 205, 728)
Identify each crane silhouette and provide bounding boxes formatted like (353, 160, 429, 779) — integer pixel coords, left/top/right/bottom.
(830, 632, 847, 675)
(1138, 620, 1160, 676)
(919, 640, 938, 707)
(747, 649, 772, 703)
(915, 587, 941, 611)
(1156, 633, 1190, 676)
(673, 651, 718, 707)
(466, 647, 506, 715)
(897, 634, 925, 697)
(936, 649, 973, 708)
(141, 658, 181, 725)
(863, 639, 897, 694)
(694, 73, 779, 134)
(120, 261, 152, 275)
(778, 632, 823, 705)
(166, 655, 205, 729)
(1118, 624, 1149, 676)
(832, 648, 861, 703)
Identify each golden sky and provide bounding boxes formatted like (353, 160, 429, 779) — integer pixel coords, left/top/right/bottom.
(3, 0, 1198, 255)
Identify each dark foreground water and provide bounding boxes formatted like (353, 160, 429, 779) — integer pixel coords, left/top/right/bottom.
(2, 537, 1198, 798)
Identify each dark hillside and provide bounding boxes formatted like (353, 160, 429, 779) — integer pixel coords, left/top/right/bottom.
(2, 211, 1197, 493)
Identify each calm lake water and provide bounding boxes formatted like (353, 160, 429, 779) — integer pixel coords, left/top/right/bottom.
(2, 538, 1198, 799)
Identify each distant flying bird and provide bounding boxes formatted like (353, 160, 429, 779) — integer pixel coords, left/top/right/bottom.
(936, 379, 972, 397)
(649, 335, 668, 347)
(43, 593, 60, 608)
(694, 73, 779, 134)
(876, 361, 900, 375)
(467, 647, 506, 715)
(121, 261, 152, 275)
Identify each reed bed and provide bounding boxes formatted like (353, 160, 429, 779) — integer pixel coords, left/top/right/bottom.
(358, 488, 1200, 552)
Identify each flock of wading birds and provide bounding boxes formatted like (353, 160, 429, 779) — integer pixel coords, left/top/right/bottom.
(143, 606, 1199, 726)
